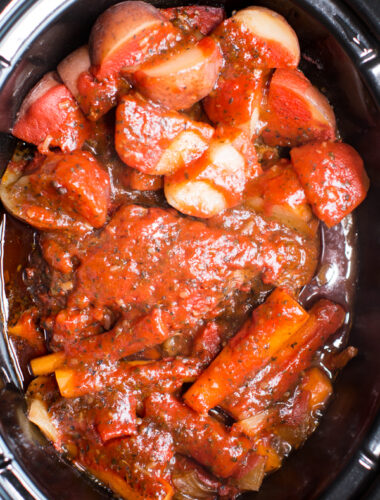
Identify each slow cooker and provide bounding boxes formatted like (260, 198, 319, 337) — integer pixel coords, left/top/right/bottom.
(0, 0, 379, 499)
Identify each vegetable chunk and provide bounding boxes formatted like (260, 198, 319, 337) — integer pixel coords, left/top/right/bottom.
(290, 141, 369, 227)
(223, 299, 345, 420)
(12, 72, 89, 152)
(0, 151, 110, 232)
(184, 289, 309, 414)
(57, 45, 131, 121)
(213, 7, 300, 70)
(132, 36, 223, 110)
(145, 393, 253, 478)
(89, 1, 180, 80)
(161, 5, 225, 36)
(165, 127, 261, 218)
(262, 68, 336, 147)
(115, 93, 214, 175)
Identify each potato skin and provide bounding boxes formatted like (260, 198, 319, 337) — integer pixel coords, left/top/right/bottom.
(89, 1, 179, 80)
(132, 36, 223, 110)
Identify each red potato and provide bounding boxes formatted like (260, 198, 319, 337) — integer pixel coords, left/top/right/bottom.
(132, 36, 223, 110)
(161, 6, 225, 36)
(203, 69, 267, 137)
(89, 1, 180, 80)
(165, 127, 261, 218)
(290, 141, 369, 227)
(165, 139, 246, 218)
(262, 68, 337, 147)
(115, 93, 214, 175)
(57, 45, 130, 121)
(0, 151, 110, 232)
(213, 6, 300, 70)
(12, 72, 89, 152)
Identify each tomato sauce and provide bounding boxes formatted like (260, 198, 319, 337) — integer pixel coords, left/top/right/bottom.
(0, 2, 368, 499)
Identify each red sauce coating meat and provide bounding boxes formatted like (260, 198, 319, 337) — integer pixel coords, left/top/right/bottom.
(0, 2, 369, 499)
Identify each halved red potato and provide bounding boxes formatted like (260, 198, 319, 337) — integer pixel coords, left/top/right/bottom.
(246, 159, 318, 236)
(115, 93, 214, 175)
(262, 68, 337, 147)
(165, 137, 249, 218)
(58, 45, 130, 121)
(161, 5, 225, 36)
(0, 151, 110, 232)
(290, 142, 369, 227)
(132, 37, 222, 110)
(213, 6, 300, 69)
(12, 72, 89, 152)
(89, 1, 180, 80)
(203, 69, 267, 137)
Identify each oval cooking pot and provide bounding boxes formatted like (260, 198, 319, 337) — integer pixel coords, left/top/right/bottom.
(0, 1, 379, 499)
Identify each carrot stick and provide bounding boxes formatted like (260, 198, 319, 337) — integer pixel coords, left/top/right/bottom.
(31, 352, 66, 376)
(55, 357, 201, 398)
(184, 289, 309, 414)
(222, 299, 345, 419)
(84, 464, 174, 500)
(65, 307, 171, 366)
(301, 366, 332, 411)
(31, 308, 172, 376)
(145, 393, 253, 478)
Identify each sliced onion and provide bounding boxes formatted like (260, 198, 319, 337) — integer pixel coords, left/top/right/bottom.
(172, 469, 218, 499)
(236, 456, 266, 491)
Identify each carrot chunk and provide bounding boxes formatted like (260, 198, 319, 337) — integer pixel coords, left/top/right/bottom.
(222, 299, 345, 419)
(183, 288, 309, 414)
(290, 141, 369, 227)
(145, 393, 253, 478)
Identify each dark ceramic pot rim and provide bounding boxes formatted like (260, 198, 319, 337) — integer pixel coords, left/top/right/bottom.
(0, 1, 379, 499)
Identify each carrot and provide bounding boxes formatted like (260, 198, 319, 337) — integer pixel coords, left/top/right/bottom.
(84, 464, 174, 500)
(31, 352, 66, 376)
(95, 390, 137, 442)
(8, 309, 45, 352)
(301, 367, 332, 411)
(55, 357, 201, 398)
(183, 289, 309, 414)
(65, 308, 171, 367)
(222, 299, 345, 419)
(145, 393, 252, 478)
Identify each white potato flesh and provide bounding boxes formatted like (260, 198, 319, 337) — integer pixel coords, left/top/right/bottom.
(234, 6, 300, 67)
(133, 37, 222, 109)
(165, 140, 247, 218)
(156, 131, 209, 175)
(165, 180, 226, 218)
